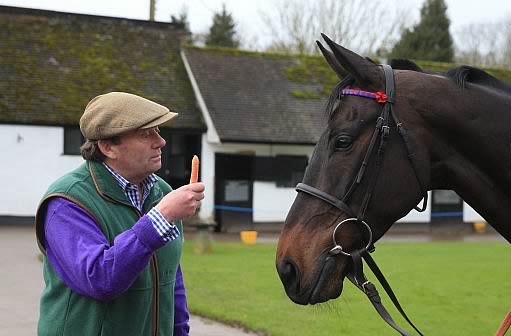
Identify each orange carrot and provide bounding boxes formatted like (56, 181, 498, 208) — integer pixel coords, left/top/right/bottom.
(189, 155, 200, 184)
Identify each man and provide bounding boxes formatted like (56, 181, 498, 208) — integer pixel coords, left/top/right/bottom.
(35, 92, 205, 335)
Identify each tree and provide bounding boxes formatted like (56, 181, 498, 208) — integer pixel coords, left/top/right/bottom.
(389, 0, 454, 62)
(503, 18, 511, 66)
(259, 0, 411, 57)
(170, 6, 192, 44)
(454, 22, 501, 66)
(450, 15, 511, 67)
(205, 4, 240, 48)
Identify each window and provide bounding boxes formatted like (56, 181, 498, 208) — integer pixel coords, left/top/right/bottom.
(433, 190, 461, 204)
(253, 155, 308, 188)
(225, 180, 250, 201)
(167, 155, 186, 178)
(275, 155, 308, 188)
(63, 127, 84, 155)
(253, 156, 273, 181)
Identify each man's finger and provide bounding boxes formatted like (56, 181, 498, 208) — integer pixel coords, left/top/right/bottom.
(189, 182, 205, 192)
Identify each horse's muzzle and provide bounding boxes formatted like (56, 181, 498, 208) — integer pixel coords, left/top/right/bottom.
(276, 255, 347, 305)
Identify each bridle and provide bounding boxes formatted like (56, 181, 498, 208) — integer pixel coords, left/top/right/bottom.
(296, 64, 428, 336)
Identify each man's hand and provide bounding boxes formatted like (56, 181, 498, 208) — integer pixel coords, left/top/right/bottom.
(155, 183, 205, 222)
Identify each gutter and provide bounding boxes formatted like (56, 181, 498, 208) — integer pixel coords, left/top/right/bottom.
(181, 49, 221, 144)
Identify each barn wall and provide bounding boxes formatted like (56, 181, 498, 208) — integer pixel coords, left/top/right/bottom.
(198, 136, 312, 223)
(0, 124, 83, 217)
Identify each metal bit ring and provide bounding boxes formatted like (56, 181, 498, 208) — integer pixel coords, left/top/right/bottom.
(328, 218, 373, 256)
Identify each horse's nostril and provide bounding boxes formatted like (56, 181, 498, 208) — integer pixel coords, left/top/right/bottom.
(277, 258, 299, 291)
(280, 261, 295, 281)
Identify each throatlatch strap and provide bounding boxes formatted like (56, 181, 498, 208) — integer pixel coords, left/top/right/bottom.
(382, 64, 429, 212)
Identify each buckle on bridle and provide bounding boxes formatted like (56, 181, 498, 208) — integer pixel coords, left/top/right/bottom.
(382, 125, 390, 137)
(362, 281, 371, 292)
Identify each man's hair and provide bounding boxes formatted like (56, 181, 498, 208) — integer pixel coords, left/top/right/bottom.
(80, 137, 121, 162)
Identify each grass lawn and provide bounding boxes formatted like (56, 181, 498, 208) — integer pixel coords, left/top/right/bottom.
(181, 240, 510, 336)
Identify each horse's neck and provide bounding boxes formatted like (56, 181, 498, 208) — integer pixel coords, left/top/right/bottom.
(426, 83, 511, 242)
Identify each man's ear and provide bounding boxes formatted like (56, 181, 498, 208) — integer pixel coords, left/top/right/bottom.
(97, 139, 118, 160)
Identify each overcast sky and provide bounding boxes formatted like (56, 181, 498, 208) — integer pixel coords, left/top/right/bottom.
(1, 0, 509, 49)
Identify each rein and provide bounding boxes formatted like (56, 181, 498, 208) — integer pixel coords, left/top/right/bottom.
(296, 64, 428, 336)
(496, 309, 511, 336)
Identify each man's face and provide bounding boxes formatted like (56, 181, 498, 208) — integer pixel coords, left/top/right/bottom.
(107, 127, 166, 183)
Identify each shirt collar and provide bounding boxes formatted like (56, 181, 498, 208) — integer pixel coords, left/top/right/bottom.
(102, 162, 158, 192)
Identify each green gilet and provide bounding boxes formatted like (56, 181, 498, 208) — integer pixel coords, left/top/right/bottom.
(35, 161, 182, 336)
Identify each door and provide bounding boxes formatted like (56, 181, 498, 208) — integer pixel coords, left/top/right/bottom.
(431, 189, 463, 221)
(157, 130, 201, 188)
(431, 190, 464, 234)
(215, 153, 254, 232)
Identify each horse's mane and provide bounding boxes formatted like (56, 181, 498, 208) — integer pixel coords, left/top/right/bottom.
(391, 58, 511, 94)
(325, 59, 511, 119)
(390, 59, 426, 73)
(446, 66, 511, 94)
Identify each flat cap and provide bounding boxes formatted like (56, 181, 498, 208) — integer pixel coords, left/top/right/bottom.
(80, 92, 178, 140)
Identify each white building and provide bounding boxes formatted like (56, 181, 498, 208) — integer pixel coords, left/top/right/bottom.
(181, 47, 483, 232)
(0, 6, 205, 223)
(0, 6, 486, 233)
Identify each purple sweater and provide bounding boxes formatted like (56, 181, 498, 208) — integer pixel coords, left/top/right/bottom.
(43, 197, 190, 335)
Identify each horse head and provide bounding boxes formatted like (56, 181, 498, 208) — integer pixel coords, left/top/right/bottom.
(275, 34, 432, 305)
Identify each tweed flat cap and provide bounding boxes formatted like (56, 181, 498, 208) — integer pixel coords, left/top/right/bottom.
(80, 92, 178, 140)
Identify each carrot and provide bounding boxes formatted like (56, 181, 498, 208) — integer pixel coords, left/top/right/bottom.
(189, 155, 200, 184)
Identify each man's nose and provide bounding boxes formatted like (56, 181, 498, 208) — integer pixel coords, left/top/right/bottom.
(155, 133, 166, 148)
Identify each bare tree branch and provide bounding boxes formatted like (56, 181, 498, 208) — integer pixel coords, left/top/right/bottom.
(259, 0, 412, 57)
(454, 16, 511, 67)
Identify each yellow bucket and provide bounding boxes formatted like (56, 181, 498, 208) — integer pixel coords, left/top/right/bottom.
(473, 221, 487, 234)
(240, 230, 258, 245)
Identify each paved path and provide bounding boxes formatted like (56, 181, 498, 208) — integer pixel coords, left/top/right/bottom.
(0, 226, 256, 336)
(190, 315, 258, 336)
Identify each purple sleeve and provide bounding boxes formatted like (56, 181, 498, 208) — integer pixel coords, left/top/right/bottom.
(43, 197, 167, 301)
(174, 264, 190, 336)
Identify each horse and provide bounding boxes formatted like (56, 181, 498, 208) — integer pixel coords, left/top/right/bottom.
(275, 34, 511, 335)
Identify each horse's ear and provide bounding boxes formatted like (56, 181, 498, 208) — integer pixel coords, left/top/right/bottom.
(316, 41, 347, 79)
(321, 33, 379, 86)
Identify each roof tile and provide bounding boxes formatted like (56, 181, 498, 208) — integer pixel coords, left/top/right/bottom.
(0, 6, 205, 130)
(184, 47, 329, 144)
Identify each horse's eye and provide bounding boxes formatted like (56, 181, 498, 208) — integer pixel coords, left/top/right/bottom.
(335, 135, 353, 150)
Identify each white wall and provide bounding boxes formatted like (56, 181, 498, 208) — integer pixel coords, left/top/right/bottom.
(0, 125, 83, 217)
(198, 136, 313, 223)
(198, 135, 217, 222)
(253, 182, 296, 222)
(463, 202, 485, 222)
(0, 125, 435, 223)
(253, 187, 432, 223)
